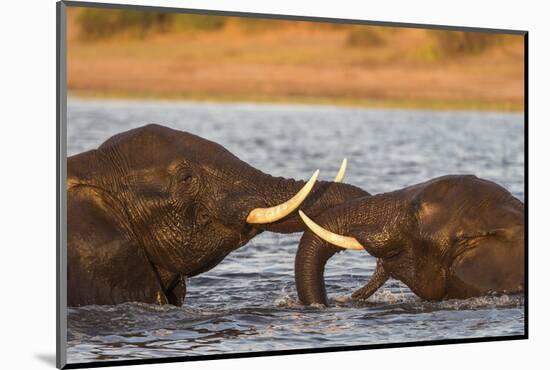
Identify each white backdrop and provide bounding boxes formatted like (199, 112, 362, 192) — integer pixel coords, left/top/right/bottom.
(1, 0, 546, 369)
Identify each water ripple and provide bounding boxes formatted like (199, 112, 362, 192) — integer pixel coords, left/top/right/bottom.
(66, 99, 525, 364)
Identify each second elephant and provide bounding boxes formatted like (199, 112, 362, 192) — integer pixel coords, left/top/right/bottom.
(295, 175, 525, 306)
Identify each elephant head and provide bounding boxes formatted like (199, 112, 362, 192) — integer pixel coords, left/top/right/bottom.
(67, 124, 367, 305)
(294, 175, 525, 306)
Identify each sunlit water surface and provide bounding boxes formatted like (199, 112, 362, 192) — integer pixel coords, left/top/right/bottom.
(66, 99, 525, 364)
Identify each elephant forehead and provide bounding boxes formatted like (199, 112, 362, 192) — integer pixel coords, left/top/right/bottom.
(99, 124, 229, 165)
(418, 202, 443, 218)
(415, 198, 460, 241)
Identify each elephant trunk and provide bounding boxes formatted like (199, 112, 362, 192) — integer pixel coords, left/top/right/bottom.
(294, 205, 354, 305)
(256, 177, 368, 233)
(295, 230, 343, 305)
(294, 194, 407, 305)
(211, 151, 367, 233)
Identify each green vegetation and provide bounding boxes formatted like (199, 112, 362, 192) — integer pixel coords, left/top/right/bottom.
(75, 8, 510, 61)
(346, 26, 385, 47)
(170, 14, 226, 32)
(75, 8, 301, 40)
(229, 17, 289, 33)
(410, 31, 509, 62)
(431, 30, 504, 56)
(76, 9, 172, 39)
(76, 8, 225, 40)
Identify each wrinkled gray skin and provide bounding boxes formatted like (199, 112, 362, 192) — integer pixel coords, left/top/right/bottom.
(295, 175, 525, 306)
(67, 124, 367, 306)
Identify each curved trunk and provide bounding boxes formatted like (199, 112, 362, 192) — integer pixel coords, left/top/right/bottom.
(294, 205, 351, 305)
(255, 175, 368, 233)
(295, 230, 343, 305)
(294, 195, 402, 305)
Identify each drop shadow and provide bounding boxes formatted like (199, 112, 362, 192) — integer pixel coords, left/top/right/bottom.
(34, 353, 57, 367)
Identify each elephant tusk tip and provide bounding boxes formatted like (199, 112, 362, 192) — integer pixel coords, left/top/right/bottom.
(299, 210, 365, 251)
(246, 169, 320, 224)
(334, 158, 347, 183)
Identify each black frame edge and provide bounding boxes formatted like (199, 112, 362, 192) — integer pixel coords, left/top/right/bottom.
(523, 32, 529, 338)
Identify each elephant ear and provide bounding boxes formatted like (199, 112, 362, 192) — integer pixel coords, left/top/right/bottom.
(349, 224, 400, 258)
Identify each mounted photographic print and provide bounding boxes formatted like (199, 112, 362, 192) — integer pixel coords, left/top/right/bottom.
(56, 1, 527, 368)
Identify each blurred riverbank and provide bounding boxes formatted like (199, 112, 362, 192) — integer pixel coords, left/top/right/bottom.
(67, 7, 525, 111)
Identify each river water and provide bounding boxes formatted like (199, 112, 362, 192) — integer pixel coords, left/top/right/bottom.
(66, 99, 525, 364)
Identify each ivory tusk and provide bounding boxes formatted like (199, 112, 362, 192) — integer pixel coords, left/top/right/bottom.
(298, 210, 365, 250)
(246, 169, 320, 224)
(334, 158, 347, 183)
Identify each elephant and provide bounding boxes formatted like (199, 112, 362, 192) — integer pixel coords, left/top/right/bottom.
(67, 124, 368, 306)
(295, 175, 525, 306)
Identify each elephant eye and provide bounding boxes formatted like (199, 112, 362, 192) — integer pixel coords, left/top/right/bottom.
(182, 175, 193, 183)
(197, 209, 211, 225)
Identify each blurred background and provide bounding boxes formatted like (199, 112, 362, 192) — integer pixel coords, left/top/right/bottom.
(67, 7, 524, 111)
